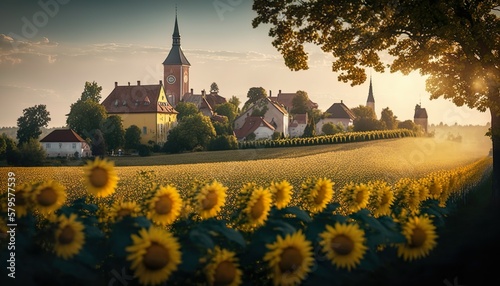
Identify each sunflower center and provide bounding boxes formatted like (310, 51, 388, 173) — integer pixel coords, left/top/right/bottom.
(314, 186, 327, 204)
(213, 261, 236, 286)
(117, 208, 132, 218)
(202, 191, 218, 210)
(37, 188, 57, 206)
(331, 234, 354, 255)
(89, 167, 108, 188)
(250, 197, 265, 219)
(17, 191, 27, 205)
(409, 227, 427, 248)
(279, 247, 303, 273)
(143, 243, 170, 270)
(275, 189, 285, 202)
(380, 193, 390, 205)
(155, 195, 173, 215)
(355, 190, 365, 204)
(58, 225, 75, 245)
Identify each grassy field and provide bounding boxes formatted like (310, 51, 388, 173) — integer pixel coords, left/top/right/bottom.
(0, 136, 491, 203)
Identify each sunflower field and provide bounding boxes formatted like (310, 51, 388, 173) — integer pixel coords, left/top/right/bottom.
(0, 143, 493, 286)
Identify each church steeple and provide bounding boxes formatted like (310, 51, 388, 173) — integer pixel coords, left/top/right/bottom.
(163, 9, 190, 107)
(366, 76, 375, 116)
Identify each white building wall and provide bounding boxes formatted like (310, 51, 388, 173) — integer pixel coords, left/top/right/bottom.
(43, 142, 91, 157)
(254, 127, 274, 140)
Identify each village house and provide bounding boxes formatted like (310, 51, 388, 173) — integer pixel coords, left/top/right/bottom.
(234, 116, 275, 140)
(234, 97, 289, 138)
(183, 89, 227, 117)
(414, 104, 428, 133)
(316, 100, 356, 134)
(269, 90, 318, 113)
(40, 129, 91, 158)
(101, 81, 178, 145)
(289, 113, 308, 138)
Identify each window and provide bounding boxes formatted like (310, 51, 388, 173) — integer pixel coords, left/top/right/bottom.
(46, 143, 51, 148)
(59, 143, 62, 149)
(72, 143, 76, 149)
(143, 127, 147, 135)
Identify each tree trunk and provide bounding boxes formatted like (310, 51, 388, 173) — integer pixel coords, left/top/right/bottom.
(490, 108, 500, 207)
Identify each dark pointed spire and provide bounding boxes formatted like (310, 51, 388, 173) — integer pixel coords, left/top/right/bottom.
(367, 76, 375, 103)
(163, 8, 190, 66)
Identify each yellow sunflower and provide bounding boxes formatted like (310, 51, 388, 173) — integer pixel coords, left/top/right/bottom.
(195, 181, 227, 219)
(109, 200, 141, 222)
(263, 230, 314, 286)
(83, 157, 119, 198)
(368, 180, 394, 217)
(319, 222, 368, 271)
(14, 182, 32, 218)
(31, 180, 66, 216)
(300, 178, 334, 214)
(269, 180, 293, 209)
(243, 186, 272, 228)
(54, 213, 85, 260)
(147, 185, 183, 226)
(126, 227, 182, 286)
(340, 182, 371, 214)
(397, 215, 438, 261)
(204, 247, 243, 286)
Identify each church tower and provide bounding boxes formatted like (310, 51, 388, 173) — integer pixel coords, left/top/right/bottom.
(163, 12, 190, 107)
(366, 76, 375, 117)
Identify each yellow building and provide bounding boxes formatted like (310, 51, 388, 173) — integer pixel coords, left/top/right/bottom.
(101, 81, 178, 145)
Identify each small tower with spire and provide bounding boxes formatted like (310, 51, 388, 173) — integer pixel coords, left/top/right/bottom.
(163, 8, 191, 107)
(366, 76, 376, 117)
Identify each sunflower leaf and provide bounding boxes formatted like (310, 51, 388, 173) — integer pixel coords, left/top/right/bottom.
(207, 222, 246, 247)
(281, 206, 312, 222)
(189, 228, 214, 249)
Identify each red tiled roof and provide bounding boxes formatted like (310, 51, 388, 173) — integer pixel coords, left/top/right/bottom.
(272, 92, 319, 111)
(234, 116, 275, 139)
(325, 102, 356, 120)
(101, 84, 178, 114)
(206, 92, 227, 108)
(414, 105, 428, 118)
(40, 129, 86, 143)
(290, 113, 308, 127)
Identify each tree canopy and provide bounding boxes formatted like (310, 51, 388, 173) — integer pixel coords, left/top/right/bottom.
(210, 82, 219, 93)
(380, 107, 398, 130)
(243, 87, 267, 111)
(124, 125, 142, 150)
(252, 1, 500, 194)
(102, 115, 125, 152)
(66, 99, 107, 140)
(164, 114, 216, 153)
(175, 102, 200, 121)
(291, 90, 310, 115)
(81, 81, 102, 103)
(16, 104, 51, 145)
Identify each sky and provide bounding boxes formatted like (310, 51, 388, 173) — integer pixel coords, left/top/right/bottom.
(0, 0, 492, 128)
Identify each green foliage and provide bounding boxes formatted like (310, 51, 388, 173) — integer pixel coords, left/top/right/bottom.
(398, 120, 419, 133)
(351, 105, 377, 120)
(137, 144, 152, 157)
(228, 95, 241, 111)
(102, 115, 125, 152)
(90, 129, 106, 157)
(208, 135, 238, 151)
(322, 122, 344, 135)
(354, 118, 386, 132)
(66, 100, 107, 140)
(80, 81, 102, 103)
(214, 102, 238, 123)
(164, 114, 216, 153)
(380, 107, 398, 130)
(212, 120, 233, 136)
(124, 125, 141, 150)
(16, 138, 47, 166)
(291, 90, 310, 115)
(302, 117, 316, 138)
(175, 101, 200, 121)
(210, 82, 219, 93)
(16, 104, 51, 145)
(243, 87, 267, 111)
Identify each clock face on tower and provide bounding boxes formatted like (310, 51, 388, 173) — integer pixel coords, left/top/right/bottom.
(183, 71, 188, 83)
(167, 75, 176, 84)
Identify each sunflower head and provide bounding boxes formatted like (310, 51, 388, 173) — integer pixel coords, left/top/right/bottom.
(300, 177, 334, 214)
(269, 180, 293, 210)
(242, 186, 272, 229)
(31, 180, 66, 216)
(204, 247, 243, 286)
(109, 200, 141, 222)
(341, 182, 371, 214)
(397, 215, 438, 261)
(263, 230, 314, 286)
(54, 213, 85, 260)
(126, 227, 182, 286)
(15, 182, 33, 218)
(368, 180, 394, 217)
(194, 180, 228, 220)
(83, 157, 119, 198)
(147, 185, 183, 226)
(319, 222, 367, 271)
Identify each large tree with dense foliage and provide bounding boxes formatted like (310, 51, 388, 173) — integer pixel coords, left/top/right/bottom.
(164, 114, 216, 153)
(291, 90, 311, 115)
(16, 104, 51, 145)
(124, 125, 141, 150)
(380, 107, 398, 130)
(243, 87, 267, 111)
(81, 81, 102, 103)
(66, 99, 107, 140)
(174, 102, 200, 121)
(102, 115, 125, 153)
(252, 1, 500, 197)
